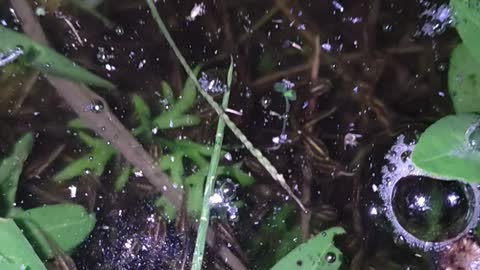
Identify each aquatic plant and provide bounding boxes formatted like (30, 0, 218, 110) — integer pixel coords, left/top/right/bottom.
(0, 25, 114, 89)
(412, 0, 480, 181)
(0, 134, 95, 269)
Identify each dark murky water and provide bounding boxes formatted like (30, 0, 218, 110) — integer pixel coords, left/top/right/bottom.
(0, 0, 476, 269)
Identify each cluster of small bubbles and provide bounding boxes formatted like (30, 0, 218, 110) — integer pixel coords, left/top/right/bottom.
(416, 4, 452, 37)
(209, 178, 239, 221)
(378, 135, 480, 251)
(198, 72, 227, 93)
(96, 47, 114, 64)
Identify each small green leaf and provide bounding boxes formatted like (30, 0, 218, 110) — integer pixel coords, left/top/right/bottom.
(0, 26, 114, 89)
(450, 0, 480, 63)
(271, 227, 346, 270)
(0, 218, 46, 270)
(412, 114, 480, 183)
(274, 82, 288, 93)
(448, 43, 480, 113)
(283, 90, 297, 101)
(161, 81, 175, 105)
(114, 165, 131, 192)
(53, 132, 116, 182)
(0, 133, 33, 217)
(13, 204, 96, 260)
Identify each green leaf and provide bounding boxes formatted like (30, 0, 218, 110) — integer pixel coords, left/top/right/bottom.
(0, 133, 33, 217)
(53, 131, 116, 182)
(0, 26, 114, 89)
(412, 114, 480, 183)
(274, 82, 288, 93)
(448, 43, 480, 113)
(271, 227, 346, 270)
(114, 165, 131, 192)
(0, 218, 47, 270)
(283, 90, 297, 101)
(13, 204, 96, 260)
(161, 81, 175, 105)
(450, 0, 480, 63)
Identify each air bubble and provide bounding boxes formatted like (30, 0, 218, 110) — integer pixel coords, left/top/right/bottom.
(85, 100, 105, 113)
(260, 96, 271, 109)
(114, 26, 124, 36)
(324, 252, 336, 263)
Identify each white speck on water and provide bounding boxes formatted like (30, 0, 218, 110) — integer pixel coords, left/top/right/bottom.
(68, 185, 77, 198)
(209, 193, 224, 205)
(134, 170, 144, 177)
(187, 2, 206, 21)
(332, 0, 344, 12)
(321, 43, 332, 52)
(124, 238, 133, 249)
(137, 59, 146, 70)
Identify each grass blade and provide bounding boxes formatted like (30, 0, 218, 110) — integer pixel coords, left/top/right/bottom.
(191, 60, 232, 270)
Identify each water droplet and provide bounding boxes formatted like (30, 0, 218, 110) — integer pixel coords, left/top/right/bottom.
(260, 96, 271, 109)
(387, 164, 396, 172)
(114, 25, 124, 36)
(85, 99, 104, 113)
(324, 252, 336, 263)
(382, 24, 393, 32)
(437, 62, 447, 72)
(466, 121, 480, 150)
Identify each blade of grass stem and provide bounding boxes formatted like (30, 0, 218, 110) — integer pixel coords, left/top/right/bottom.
(145, 0, 306, 212)
(191, 60, 232, 270)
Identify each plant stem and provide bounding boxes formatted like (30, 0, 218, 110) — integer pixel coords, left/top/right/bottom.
(191, 61, 232, 270)
(145, 0, 306, 212)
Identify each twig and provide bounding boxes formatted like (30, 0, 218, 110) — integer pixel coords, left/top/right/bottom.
(11, 0, 183, 209)
(145, 0, 306, 212)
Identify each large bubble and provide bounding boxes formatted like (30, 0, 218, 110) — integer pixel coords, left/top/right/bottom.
(378, 135, 480, 251)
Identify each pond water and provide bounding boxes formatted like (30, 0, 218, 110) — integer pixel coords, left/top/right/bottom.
(0, 0, 476, 269)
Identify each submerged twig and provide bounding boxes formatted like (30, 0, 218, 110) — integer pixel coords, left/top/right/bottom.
(145, 0, 306, 212)
(191, 59, 233, 270)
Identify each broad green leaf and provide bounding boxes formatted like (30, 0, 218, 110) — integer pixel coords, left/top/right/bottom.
(0, 133, 33, 217)
(0, 218, 46, 270)
(450, 0, 480, 63)
(0, 26, 114, 89)
(13, 204, 96, 260)
(271, 227, 346, 270)
(448, 43, 480, 113)
(412, 114, 480, 183)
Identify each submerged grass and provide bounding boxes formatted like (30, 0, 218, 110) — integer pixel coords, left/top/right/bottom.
(144, 0, 306, 213)
(191, 59, 233, 270)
